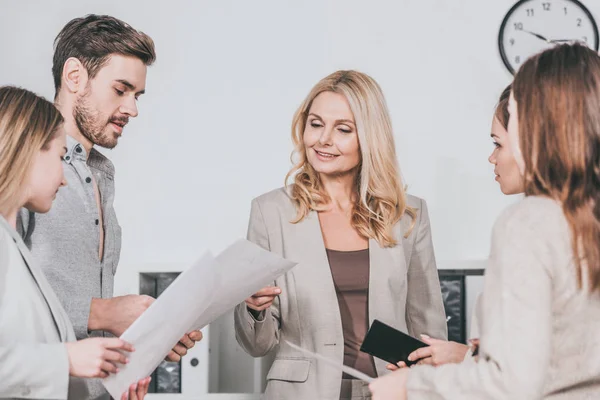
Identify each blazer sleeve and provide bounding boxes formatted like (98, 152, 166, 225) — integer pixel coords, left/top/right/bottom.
(234, 198, 282, 357)
(405, 207, 554, 399)
(405, 198, 448, 340)
(0, 344, 70, 399)
(0, 233, 70, 399)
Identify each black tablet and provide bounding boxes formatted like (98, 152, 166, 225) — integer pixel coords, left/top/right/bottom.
(360, 319, 429, 366)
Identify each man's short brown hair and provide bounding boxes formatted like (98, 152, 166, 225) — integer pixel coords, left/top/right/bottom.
(52, 14, 156, 95)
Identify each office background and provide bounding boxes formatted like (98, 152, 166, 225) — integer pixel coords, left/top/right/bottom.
(2, 0, 595, 398)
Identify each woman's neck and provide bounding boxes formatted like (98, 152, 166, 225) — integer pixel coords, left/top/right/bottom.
(1, 208, 18, 229)
(320, 172, 357, 212)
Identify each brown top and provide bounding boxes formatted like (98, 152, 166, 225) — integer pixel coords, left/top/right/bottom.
(326, 248, 377, 379)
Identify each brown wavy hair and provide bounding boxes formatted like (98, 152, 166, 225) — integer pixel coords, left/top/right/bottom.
(285, 70, 416, 247)
(495, 83, 511, 130)
(513, 43, 600, 292)
(52, 14, 156, 96)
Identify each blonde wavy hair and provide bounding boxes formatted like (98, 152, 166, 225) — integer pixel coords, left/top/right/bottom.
(285, 70, 416, 247)
(0, 86, 64, 216)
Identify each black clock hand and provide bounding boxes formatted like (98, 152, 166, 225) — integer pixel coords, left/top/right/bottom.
(522, 29, 550, 42)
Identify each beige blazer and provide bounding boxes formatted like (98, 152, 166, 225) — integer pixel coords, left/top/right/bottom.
(406, 197, 600, 399)
(0, 216, 88, 400)
(234, 187, 447, 400)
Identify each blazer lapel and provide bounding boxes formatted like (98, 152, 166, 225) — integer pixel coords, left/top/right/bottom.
(293, 210, 344, 349)
(1, 218, 69, 342)
(287, 207, 410, 375)
(368, 227, 409, 376)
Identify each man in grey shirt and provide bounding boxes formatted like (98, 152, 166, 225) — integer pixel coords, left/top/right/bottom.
(19, 15, 202, 399)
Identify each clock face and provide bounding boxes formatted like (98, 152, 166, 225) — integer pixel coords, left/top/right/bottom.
(499, 0, 599, 74)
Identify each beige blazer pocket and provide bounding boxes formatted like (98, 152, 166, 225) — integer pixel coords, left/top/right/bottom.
(266, 358, 311, 382)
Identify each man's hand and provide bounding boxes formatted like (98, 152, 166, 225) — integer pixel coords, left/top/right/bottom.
(89, 295, 204, 363)
(121, 377, 151, 400)
(165, 330, 203, 362)
(89, 295, 155, 336)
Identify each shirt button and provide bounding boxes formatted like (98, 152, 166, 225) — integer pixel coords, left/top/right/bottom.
(95, 219, 99, 225)
(85, 177, 92, 183)
(65, 155, 70, 161)
(76, 146, 82, 153)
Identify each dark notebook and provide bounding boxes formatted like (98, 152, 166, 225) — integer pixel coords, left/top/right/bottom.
(360, 319, 429, 366)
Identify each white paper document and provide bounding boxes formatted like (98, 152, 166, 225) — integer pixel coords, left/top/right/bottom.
(285, 340, 375, 383)
(103, 239, 296, 398)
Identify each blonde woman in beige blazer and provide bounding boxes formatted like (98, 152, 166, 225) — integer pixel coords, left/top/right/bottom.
(370, 43, 600, 400)
(234, 71, 447, 400)
(0, 86, 150, 400)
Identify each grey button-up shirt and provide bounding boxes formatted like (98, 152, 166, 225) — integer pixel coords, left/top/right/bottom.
(18, 135, 121, 399)
(19, 135, 122, 339)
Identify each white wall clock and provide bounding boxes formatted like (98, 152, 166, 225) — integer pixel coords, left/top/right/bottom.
(499, 0, 599, 74)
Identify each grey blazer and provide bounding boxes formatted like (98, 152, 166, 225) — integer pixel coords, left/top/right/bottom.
(234, 187, 447, 400)
(0, 216, 88, 400)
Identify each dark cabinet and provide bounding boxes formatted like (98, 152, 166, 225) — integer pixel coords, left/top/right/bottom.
(438, 269, 484, 344)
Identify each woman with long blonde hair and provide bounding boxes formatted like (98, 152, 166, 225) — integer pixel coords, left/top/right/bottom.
(370, 43, 600, 400)
(234, 71, 447, 399)
(0, 86, 150, 400)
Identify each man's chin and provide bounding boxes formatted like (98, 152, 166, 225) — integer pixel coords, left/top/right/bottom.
(94, 139, 119, 150)
(93, 132, 120, 149)
(101, 141, 118, 150)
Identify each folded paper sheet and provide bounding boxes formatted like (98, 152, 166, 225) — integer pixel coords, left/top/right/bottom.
(285, 340, 374, 383)
(103, 239, 296, 398)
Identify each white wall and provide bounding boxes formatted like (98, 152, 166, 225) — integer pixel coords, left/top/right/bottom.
(3, 0, 597, 396)
(0, 0, 526, 265)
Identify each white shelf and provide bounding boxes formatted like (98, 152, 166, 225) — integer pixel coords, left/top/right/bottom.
(437, 259, 487, 270)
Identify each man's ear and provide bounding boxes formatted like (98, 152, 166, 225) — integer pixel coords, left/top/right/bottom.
(62, 57, 89, 94)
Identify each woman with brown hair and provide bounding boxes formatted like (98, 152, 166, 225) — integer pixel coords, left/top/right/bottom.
(386, 84, 525, 369)
(234, 70, 447, 399)
(0, 86, 150, 400)
(370, 43, 600, 399)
